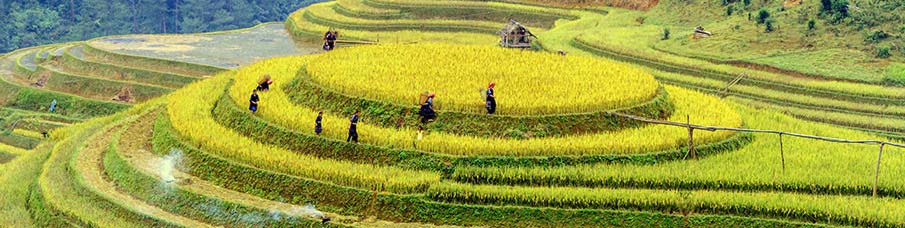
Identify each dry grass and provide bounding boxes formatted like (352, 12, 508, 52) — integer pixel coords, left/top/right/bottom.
(70, 110, 212, 227)
(509, 0, 658, 10)
(89, 35, 210, 53)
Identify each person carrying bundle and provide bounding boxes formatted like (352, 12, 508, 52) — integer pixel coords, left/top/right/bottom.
(485, 82, 497, 115)
(257, 75, 273, 91)
(418, 93, 438, 124)
(416, 93, 438, 140)
(249, 89, 260, 113)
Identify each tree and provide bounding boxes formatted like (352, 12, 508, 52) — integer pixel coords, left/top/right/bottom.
(877, 47, 891, 59)
(0, 0, 321, 53)
(178, 0, 214, 32)
(227, 0, 256, 28)
(11, 6, 63, 48)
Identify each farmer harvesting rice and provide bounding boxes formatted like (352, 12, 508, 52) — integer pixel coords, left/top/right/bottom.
(417, 93, 437, 140)
(486, 82, 497, 114)
(249, 89, 260, 113)
(419, 93, 438, 124)
(257, 75, 273, 91)
(323, 30, 337, 50)
(347, 110, 360, 143)
(315, 111, 324, 136)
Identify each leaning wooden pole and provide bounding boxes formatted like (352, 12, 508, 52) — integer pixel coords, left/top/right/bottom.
(874, 143, 885, 197)
(779, 133, 785, 173)
(687, 115, 695, 159)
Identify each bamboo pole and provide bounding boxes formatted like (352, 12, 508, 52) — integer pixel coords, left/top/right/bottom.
(610, 111, 905, 197)
(779, 133, 785, 173)
(874, 143, 885, 197)
(687, 115, 695, 159)
(610, 112, 905, 149)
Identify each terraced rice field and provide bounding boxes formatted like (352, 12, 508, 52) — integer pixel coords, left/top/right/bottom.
(2, 0, 905, 227)
(88, 23, 321, 69)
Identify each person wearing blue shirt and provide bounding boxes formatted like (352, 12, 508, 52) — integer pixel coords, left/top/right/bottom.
(347, 111, 360, 143)
(315, 111, 324, 136)
(249, 90, 260, 113)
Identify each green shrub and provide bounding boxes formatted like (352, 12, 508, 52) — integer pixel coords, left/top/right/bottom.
(743, 0, 750, 7)
(821, 0, 833, 12)
(662, 28, 670, 40)
(821, 0, 850, 23)
(864, 30, 889, 43)
(726, 5, 733, 16)
(877, 47, 892, 59)
(765, 20, 775, 32)
(832, 0, 850, 17)
(808, 19, 816, 31)
(756, 9, 770, 24)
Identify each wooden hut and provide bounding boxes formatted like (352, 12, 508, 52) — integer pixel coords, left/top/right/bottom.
(498, 20, 535, 48)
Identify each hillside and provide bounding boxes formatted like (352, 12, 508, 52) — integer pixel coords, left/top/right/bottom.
(1, 0, 904, 227)
(0, 0, 323, 53)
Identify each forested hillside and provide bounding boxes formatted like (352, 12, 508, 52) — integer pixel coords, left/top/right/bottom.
(0, 0, 322, 53)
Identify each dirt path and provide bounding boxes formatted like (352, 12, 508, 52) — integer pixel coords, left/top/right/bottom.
(119, 110, 467, 228)
(72, 113, 215, 227)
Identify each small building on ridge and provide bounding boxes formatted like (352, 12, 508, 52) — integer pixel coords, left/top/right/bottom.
(498, 19, 536, 48)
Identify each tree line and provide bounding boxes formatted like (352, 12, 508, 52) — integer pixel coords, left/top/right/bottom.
(0, 0, 322, 53)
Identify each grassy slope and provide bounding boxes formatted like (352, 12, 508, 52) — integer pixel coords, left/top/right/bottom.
(534, 6, 905, 138)
(647, 0, 904, 84)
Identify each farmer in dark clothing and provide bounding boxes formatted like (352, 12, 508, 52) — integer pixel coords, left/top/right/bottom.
(485, 82, 496, 115)
(347, 111, 360, 143)
(324, 31, 337, 50)
(419, 93, 437, 124)
(249, 90, 260, 113)
(315, 111, 324, 136)
(323, 31, 331, 50)
(257, 76, 273, 91)
(416, 93, 438, 140)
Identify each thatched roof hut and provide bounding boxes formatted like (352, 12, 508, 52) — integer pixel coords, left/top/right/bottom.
(499, 20, 535, 48)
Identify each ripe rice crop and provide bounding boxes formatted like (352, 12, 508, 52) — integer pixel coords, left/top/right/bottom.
(12, 129, 44, 139)
(167, 73, 440, 193)
(287, 8, 498, 45)
(337, 0, 401, 15)
(428, 182, 905, 226)
(366, 0, 578, 18)
(451, 103, 905, 196)
(307, 2, 502, 33)
(229, 53, 741, 156)
(0, 141, 29, 155)
(307, 44, 660, 115)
